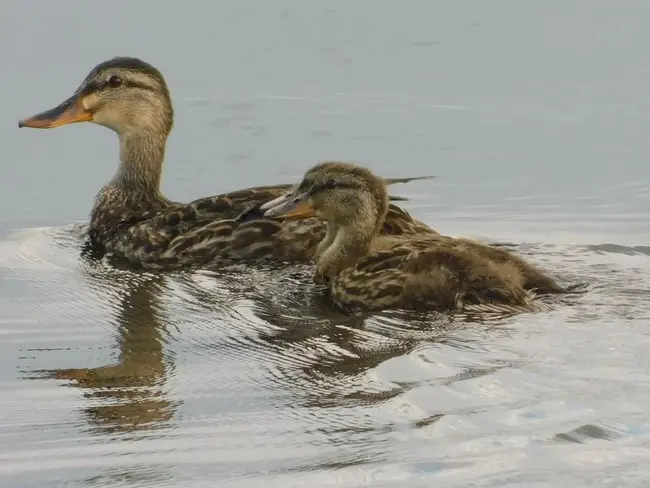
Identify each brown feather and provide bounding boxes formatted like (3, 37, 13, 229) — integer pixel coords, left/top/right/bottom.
(267, 162, 565, 313)
(89, 180, 437, 270)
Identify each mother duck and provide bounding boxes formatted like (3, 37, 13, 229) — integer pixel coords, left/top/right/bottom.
(18, 57, 436, 270)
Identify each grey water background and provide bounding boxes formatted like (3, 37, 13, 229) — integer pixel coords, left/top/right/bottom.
(1, 1, 649, 487)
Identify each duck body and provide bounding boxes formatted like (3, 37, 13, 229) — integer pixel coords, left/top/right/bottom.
(18, 56, 437, 270)
(328, 234, 557, 312)
(87, 182, 314, 269)
(87, 182, 328, 269)
(263, 162, 566, 313)
(88, 181, 435, 270)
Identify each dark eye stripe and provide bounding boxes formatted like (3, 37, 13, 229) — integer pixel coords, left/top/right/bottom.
(109, 80, 152, 91)
(85, 79, 156, 93)
(309, 180, 358, 195)
(334, 181, 358, 189)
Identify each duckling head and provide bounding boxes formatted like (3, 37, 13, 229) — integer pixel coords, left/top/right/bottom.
(263, 161, 389, 231)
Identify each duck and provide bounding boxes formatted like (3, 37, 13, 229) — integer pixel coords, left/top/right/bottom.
(262, 161, 566, 313)
(18, 56, 437, 270)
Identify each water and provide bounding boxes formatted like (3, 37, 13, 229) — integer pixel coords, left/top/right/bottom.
(1, 1, 650, 486)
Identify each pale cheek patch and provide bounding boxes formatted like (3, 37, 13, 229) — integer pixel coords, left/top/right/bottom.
(82, 93, 100, 111)
(136, 109, 158, 127)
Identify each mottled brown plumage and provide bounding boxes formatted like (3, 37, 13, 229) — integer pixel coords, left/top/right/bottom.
(264, 162, 566, 313)
(18, 57, 437, 270)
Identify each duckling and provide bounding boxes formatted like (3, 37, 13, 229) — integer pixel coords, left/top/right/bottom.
(18, 57, 436, 270)
(263, 161, 566, 313)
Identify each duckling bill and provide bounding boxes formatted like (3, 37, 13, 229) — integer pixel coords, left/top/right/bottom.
(18, 57, 438, 270)
(264, 161, 566, 313)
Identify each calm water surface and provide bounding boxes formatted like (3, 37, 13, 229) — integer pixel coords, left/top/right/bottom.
(1, 1, 650, 487)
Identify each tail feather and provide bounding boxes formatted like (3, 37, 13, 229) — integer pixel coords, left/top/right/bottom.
(384, 175, 436, 202)
(462, 290, 555, 314)
(462, 300, 554, 314)
(383, 175, 436, 185)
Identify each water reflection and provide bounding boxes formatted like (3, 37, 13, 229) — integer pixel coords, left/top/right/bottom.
(25, 229, 567, 443)
(173, 268, 521, 412)
(170, 272, 537, 475)
(6, 226, 630, 485)
(32, 250, 179, 435)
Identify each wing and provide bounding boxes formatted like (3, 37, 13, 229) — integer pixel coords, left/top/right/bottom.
(187, 184, 295, 221)
(381, 204, 439, 236)
(330, 237, 535, 312)
(183, 174, 437, 227)
(90, 184, 296, 261)
(101, 213, 327, 270)
(93, 177, 437, 269)
(443, 237, 566, 294)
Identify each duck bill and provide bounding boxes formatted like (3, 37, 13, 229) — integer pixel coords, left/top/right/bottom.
(263, 192, 316, 219)
(259, 191, 294, 212)
(18, 94, 93, 129)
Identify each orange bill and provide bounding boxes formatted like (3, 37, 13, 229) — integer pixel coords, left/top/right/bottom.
(18, 94, 93, 129)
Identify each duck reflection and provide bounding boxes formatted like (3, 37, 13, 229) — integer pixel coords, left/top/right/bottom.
(36, 245, 179, 435)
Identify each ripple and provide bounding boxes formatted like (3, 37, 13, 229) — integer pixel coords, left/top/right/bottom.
(0, 224, 649, 487)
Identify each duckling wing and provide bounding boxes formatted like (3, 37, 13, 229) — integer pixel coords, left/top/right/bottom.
(448, 237, 566, 294)
(331, 237, 534, 312)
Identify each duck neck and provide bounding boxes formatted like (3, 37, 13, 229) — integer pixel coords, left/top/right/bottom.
(111, 130, 167, 197)
(317, 215, 378, 281)
(314, 221, 339, 260)
(316, 189, 389, 281)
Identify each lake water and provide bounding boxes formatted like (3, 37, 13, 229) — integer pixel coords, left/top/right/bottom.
(1, 1, 650, 487)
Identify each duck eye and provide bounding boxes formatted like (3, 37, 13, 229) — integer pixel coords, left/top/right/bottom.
(107, 75, 123, 88)
(325, 180, 339, 190)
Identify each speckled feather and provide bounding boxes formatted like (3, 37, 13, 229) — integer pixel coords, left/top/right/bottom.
(271, 161, 566, 314)
(329, 234, 557, 312)
(89, 181, 437, 270)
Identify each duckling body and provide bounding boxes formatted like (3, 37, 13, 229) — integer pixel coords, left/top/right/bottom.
(329, 235, 551, 312)
(19, 57, 436, 270)
(264, 162, 565, 313)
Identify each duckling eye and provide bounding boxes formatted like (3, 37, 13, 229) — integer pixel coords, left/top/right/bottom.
(107, 75, 123, 88)
(324, 180, 339, 190)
